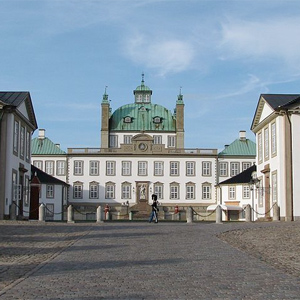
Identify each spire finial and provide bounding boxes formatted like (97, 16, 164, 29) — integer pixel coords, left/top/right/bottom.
(102, 85, 109, 104)
(141, 73, 145, 85)
(177, 86, 184, 104)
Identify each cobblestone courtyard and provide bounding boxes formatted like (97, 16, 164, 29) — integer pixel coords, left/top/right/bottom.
(0, 221, 299, 299)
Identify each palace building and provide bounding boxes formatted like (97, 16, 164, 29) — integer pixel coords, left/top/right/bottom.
(31, 77, 256, 220)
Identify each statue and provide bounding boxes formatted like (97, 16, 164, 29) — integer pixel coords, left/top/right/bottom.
(140, 184, 146, 199)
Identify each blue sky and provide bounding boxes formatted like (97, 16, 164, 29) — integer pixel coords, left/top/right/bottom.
(2, 0, 300, 151)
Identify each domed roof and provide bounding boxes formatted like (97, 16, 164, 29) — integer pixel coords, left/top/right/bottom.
(109, 103, 176, 132)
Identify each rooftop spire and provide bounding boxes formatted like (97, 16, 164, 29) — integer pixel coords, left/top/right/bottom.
(141, 73, 145, 86)
(177, 86, 184, 104)
(102, 86, 109, 104)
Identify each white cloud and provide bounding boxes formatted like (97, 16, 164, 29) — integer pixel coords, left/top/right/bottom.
(124, 33, 195, 76)
(220, 16, 300, 66)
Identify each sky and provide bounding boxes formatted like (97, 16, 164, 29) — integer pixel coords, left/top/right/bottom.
(2, 0, 300, 152)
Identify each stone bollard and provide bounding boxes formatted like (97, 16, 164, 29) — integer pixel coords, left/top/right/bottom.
(39, 203, 45, 222)
(273, 202, 280, 221)
(96, 205, 103, 223)
(216, 205, 222, 224)
(186, 207, 193, 223)
(245, 204, 251, 222)
(67, 205, 74, 223)
(129, 211, 133, 221)
(10, 201, 17, 220)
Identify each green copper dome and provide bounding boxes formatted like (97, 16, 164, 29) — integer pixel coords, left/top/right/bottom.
(109, 103, 176, 132)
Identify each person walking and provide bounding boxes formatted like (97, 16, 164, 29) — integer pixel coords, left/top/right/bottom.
(149, 194, 159, 223)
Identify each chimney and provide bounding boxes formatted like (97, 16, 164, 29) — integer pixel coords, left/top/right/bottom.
(239, 130, 246, 141)
(38, 129, 45, 140)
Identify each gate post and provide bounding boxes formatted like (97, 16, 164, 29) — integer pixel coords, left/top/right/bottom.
(39, 203, 45, 222)
(186, 207, 193, 223)
(67, 205, 74, 223)
(245, 204, 251, 222)
(273, 202, 280, 221)
(96, 205, 103, 223)
(216, 205, 222, 224)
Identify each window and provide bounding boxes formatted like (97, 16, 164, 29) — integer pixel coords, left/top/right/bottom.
(219, 162, 228, 177)
(170, 183, 179, 200)
(33, 160, 43, 170)
(105, 182, 115, 199)
(170, 161, 179, 176)
(124, 135, 132, 144)
(271, 122, 277, 156)
(202, 184, 211, 200)
(258, 132, 262, 163)
(153, 117, 162, 124)
(122, 161, 131, 176)
(13, 120, 19, 154)
(24, 176, 29, 206)
(46, 185, 54, 198)
(20, 126, 25, 158)
(229, 186, 236, 200)
(186, 161, 195, 176)
(74, 161, 84, 176)
(153, 135, 162, 144)
(56, 161, 66, 176)
(154, 182, 164, 199)
(168, 135, 176, 148)
(202, 161, 211, 176)
(230, 162, 240, 177)
(243, 185, 250, 199)
(26, 131, 30, 161)
(258, 179, 263, 207)
(89, 182, 99, 199)
(122, 182, 131, 199)
(124, 116, 132, 123)
(138, 161, 148, 176)
(106, 161, 116, 176)
(109, 135, 118, 148)
(264, 127, 269, 160)
(73, 183, 83, 199)
(45, 161, 54, 175)
(186, 183, 195, 200)
(154, 161, 164, 176)
(242, 162, 251, 171)
(272, 172, 277, 203)
(90, 161, 99, 176)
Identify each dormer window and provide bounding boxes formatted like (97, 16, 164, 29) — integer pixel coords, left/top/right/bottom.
(124, 116, 132, 123)
(153, 116, 162, 124)
(139, 106, 147, 112)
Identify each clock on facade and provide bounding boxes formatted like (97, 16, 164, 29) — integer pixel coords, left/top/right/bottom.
(138, 143, 147, 151)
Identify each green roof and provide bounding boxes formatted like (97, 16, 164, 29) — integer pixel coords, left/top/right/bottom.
(218, 139, 256, 156)
(31, 137, 66, 155)
(110, 103, 176, 132)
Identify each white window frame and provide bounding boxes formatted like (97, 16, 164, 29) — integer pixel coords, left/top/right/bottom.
(243, 185, 250, 199)
(154, 161, 164, 176)
(105, 182, 115, 199)
(153, 135, 162, 144)
(106, 161, 116, 176)
(13, 120, 19, 154)
(202, 161, 211, 176)
(170, 183, 179, 200)
(186, 161, 195, 176)
(90, 161, 99, 176)
(73, 183, 83, 199)
(45, 161, 55, 176)
(123, 135, 132, 144)
(121, 183, 131, 199)
(109, 135, 118, 148)
(168, 135, 176, 148)
(154, 183, 164, 200)
(264, 127, 269, 161)
(56, 161, 66, 176)
(202, 184, 211, 200)
(89, 182, 99, 199)
(46, 184, 54, 198)
(74, 160, 84, 176)
(138, 161, 148, 176)
(242, 162, 251, 171)
(229, 186, 236, 200)
(219, 162, 228, 177)
(170, 161, 179, 176)
(230, 162, 240, 177)
(186, 183, 195, 200)
(122, 161, 132, 176)
(258, 132, 262, 163)
(20, 126, 25, 159)
(272, 171, 277, 203)
(271, 122, 277, 156)
(33, 160, 43, 170)
(26, 131, 30, 162)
